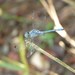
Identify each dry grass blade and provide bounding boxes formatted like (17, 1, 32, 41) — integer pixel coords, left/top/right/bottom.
(40, 0, 75, 47)
(63, 0, 75, 7)
(25, 40, 75, 73)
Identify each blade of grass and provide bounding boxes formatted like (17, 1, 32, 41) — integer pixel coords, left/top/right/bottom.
(0, 60, 23, 71)
(19, 35, 29, 75)
(3, 57, 25, 69)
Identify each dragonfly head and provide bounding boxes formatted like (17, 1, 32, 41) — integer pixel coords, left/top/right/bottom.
(24, 32, 29, 39)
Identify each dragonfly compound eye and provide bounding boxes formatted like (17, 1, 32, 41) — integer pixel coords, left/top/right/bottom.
(24, 32, 29, 39)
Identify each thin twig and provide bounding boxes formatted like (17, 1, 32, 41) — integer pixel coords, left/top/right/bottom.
(25, 40, 75, 73)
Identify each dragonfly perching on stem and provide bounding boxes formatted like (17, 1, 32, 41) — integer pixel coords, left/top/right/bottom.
(24, 28, 64, 39)
(24, 28, 75, 73)
(24, 28, 64, 57)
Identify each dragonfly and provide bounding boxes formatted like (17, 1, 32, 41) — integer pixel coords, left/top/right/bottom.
(24, 28, 64, 57)
(24, 28, 64, 39)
